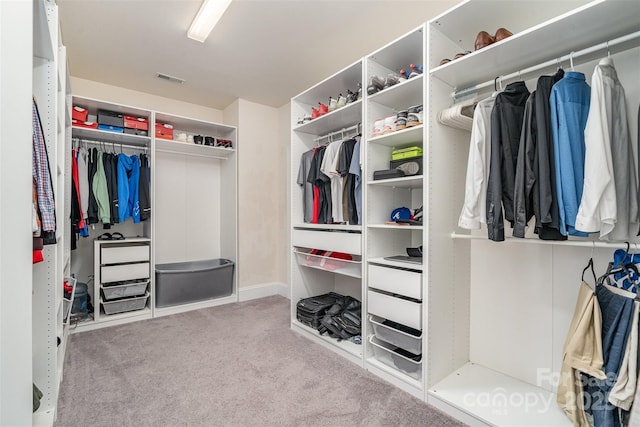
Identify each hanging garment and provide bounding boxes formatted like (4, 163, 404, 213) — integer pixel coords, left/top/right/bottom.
(32, 178, 41, 236)
(513, 92, 536, 237)
(297, 149, 316, 223)
(583, 284, 635, 427)
(348, 139, 362, 225)
(71, 149, 85, 230)
(70, 171, 80, 251)
(76, 147, 89, 237)
(104, 153, 119, 225)
(534, 70, 566, 240)
(139, 154, 151, 221)
(117, 153, 133, 222)
(557, 281, 606, 426)
(459, 96, 495, 230)
(308, 146, 330, 224)
(87, 148, 99, 225)
(486, 81, 530, 241)
(32, 100, 56, 232)
(550, 71, 591, 237)
(128, 155, 141, 223)
(338, 137, 357, 224)
(321, 139, 345, 223)
(92, 151, 111, 225)
(576, 58, 638, 241)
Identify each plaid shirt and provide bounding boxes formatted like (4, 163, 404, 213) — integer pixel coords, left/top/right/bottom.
(32, 100, 56, 232)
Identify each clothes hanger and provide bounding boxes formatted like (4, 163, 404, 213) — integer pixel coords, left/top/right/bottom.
(569, 51, 575, 71)
(582, 257, 597, 289)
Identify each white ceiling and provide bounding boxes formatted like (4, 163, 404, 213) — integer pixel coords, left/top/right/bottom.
(58, 0, 458, 110)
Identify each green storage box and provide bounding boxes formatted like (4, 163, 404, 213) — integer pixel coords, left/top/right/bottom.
(391, 146, 423, 161)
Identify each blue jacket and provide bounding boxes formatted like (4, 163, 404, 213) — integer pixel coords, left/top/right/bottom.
(550, 71, 591, 236)
(117, 153, 141, 223)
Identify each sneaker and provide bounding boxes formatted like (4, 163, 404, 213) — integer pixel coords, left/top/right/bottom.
(383, 73, 401, 89)
(302, 114, 312, 124)
(318, 102, 329, 116)
(336, 93, 347, 109)
(328, 97, 338, 112)
(395, 160, 420, 175)
(367, 76, 385, 95)
(409, 64, 423, 78)
(399, 68, 411, 79)
(406, 104, 423, 127)
(345, 89, 357, 104)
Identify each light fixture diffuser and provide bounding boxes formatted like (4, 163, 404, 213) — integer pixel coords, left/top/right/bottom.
(187, 0, 233, 43)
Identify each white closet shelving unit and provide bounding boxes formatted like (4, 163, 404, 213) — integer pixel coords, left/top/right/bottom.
(425, 0, 640, 425)
(153, 112, 238, 317)
(363, 25, 427, 399)
(32, 0, 70, 424)
(67, 99, 238, 328)
(290, 59, 365, 366)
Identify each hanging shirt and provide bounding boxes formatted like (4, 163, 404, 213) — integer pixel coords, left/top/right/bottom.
(297, 149, 315, 223)
(486, 81, 530, 241)
(338, 137, 357, 224)
(87, 148, 100, 225)
(308, 146, 330, 224)
(575, 58, 638, 241)
(321, 139, 345, 223)
(348, 139, 362, 225)
(459, 96, 495, 230)
(550, 71, 591, 237)
(77, 147, 89, 220)
(139, 154, 151, 221)
(92, 151, 110, 225)
(534, 70, 567, 240)
(32, 100, 56, 232)
(513, 93, 536, 238)
(128, 155, 141, 223)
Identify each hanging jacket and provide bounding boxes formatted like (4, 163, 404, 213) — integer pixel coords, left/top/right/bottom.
(139, 154, 151, 221)
(534, 70, 566, 240)
(459, 96, 495, 230)
(550, 71, 590, 237)
(513, 93, 536, 238)
(92, 151, 111, 225)
(486, 81, 530, 241)
(128, 155, 141, 223)
(576, 57, 638, 241)
(87, 147, 99, 225)
(348, 140, 362, 225)
(104, 153, 119, 225)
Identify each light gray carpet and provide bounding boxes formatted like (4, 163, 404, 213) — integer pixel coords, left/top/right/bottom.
(56, 296, 466, 427)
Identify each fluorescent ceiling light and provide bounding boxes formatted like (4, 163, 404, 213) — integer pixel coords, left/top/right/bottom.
(187, 0, 233, 43)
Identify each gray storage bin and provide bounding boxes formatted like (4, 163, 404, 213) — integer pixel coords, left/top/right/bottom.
(155, 258, 235, 308)
(102, 292, 150, 315)
(101, 279, 149, 301)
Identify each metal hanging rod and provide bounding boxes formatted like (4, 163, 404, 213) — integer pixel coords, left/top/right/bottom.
(72, 137, 147, 152)
(314, 123, 361, 145)
(451, 232, 640, 249)
(452, 30, 640, 99)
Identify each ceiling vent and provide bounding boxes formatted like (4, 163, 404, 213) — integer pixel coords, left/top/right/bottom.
(156, 72, 185, 84)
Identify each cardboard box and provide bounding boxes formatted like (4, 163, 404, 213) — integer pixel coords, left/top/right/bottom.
(98, 124, 124, 133)
(123, 128, 149, 136)
(97, 109, 124, 127)
(72, 106, 88, 122)
(155, 122, 174, 140)
(72, 118, 98, 129)
(124, 115, 149, 131)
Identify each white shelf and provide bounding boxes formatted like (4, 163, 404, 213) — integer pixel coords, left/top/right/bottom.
(367, 75, 423, 109)
(293, 223, 362, 232)
(291, 320, 362, 364)
(33, 0, 54, 61)
(368, 125, 423, 147)
(367, 175, 423, 188)
(368, 25, 424, 72)
(368, 257, 423, 272)
(429, 0, 640, 91)
(293, 60, 362, 106)
(366, 357, 424, 399)
(155, 138, 235, 158)
(428, 363, 571, 426)
(292, 100, 363, 136)
(71, 126, 150, 147)
(368, 224, 423, 230)
(155, 111, 236, 139)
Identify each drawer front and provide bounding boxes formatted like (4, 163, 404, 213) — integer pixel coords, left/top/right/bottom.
(292, 229, 361, 255)
(368, 265, 422, 300)
(102, 245, 150, 264)
(101, 262, 150, 283)
(368, 290, 422, 330)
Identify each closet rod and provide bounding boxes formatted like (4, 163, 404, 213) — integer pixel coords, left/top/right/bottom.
(451, 232, 638, 249)
(154, 147, 229, 160)
(314, 122, 361, 144)
(452, 30, 640, 99)
(72, 138, 147, 152)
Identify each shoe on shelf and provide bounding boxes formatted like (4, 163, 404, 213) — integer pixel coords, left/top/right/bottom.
(474, 30, 495, 50)
(328, 96, 338, 112)
(311, 107, 320, 119)
(383, 73, 401, 89)
(438, 58, 451, 66)
(345, 89, 357, 104)
(318, 102, 329, 116)
(336, 93, 347, 109)
(302, 114, 312, 124)
(454, 51, 471, 60)
(399, 68, 411, 79)
(409, 64, 423, 78)
(367, 75, 385, 95)
(494, 27, 513, 42)
(396, 110, 408, 130)
(357, 83, 363, 100)
(406, 104, 423, 127)
(395, 160, 420, 176)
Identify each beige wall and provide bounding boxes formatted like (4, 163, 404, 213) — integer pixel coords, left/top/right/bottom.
(70, 77, 223, 123)
(225, 99, 289, 288)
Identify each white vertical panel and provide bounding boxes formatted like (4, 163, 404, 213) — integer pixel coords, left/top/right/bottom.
(154, 152, 188, 263)
(185, 156, 221, 260)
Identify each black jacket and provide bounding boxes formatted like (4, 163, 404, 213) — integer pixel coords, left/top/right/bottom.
(486, 81, 530, 241)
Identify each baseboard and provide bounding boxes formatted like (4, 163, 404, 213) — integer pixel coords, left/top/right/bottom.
(238, 282, 290, 302)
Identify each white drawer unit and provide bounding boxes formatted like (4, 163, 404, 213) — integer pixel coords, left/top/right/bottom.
(292, 228, 362, 255)
(101, 244, 150, 264)
(368, 264, 422, 300)
(101, 262, 150, 283)
(368, 290, 422, 331)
